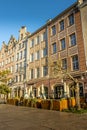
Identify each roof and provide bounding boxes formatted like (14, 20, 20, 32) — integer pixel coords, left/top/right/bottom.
(28, 2, 78, 38)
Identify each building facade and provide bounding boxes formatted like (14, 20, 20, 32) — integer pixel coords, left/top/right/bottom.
(26, 0, 87, 99)
(0, 0, 87, 99)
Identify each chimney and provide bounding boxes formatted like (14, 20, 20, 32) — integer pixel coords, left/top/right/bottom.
(19, 26, 27, 40)
(78, 0, 84, 5)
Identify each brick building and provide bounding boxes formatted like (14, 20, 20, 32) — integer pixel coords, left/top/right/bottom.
(0, 0, 87, 99)
(26, 0, 87, 99)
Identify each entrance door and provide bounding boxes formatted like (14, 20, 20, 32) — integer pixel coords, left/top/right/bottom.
(54, 85, 64, 99)
(33, 88, 37, 98)
(44, 87, 48, 99)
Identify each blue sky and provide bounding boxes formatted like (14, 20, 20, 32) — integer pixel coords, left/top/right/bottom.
(0, 0, 76, 48)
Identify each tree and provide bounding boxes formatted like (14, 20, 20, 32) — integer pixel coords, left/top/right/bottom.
(0, 84, 10, 95)
(48, 58, 81, 110)
(0, 70, 11, 98)
(0, 70, 11, 83)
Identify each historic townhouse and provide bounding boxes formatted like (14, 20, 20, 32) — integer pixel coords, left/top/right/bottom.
(26, 0, 87, 99)
(12, 26, 30, 98)
(0, 36, 17, 98)
(26, 25, 48, 98)
(0, 27, 29, 98)
(47, 0, 87, 99)
(0, 0, 87, 99)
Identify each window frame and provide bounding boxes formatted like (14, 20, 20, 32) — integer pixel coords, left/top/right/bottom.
(68, 13, 74, 26)
(51, 25, 56, 36)
(43, 66, 48, 76)
(62, 58, 67, 70)
(52, 42, 57, 54)
(60, 20, 64, 31)
(31, 69, 34, 79)
(72, 55, 79, 71)
(37, 50, 40, 60)
(37, 67, 40, 78)
(31, 39, 34, 47)
(70, 33, 76, 46)
(60, 38, 66, 50)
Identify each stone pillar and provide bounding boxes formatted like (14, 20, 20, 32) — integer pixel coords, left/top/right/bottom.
(37, 87, 40, 98)
(42, 84, 46, 98)
(64, 82, 67, 97)
(42, 84, 44, 94)
(66, 84, 70, 98)
(30, 86, 33, 98)
(51, 86, 54, 99)
(20, 88, 22, 97)
(17, 88, 18, 97)
(28, 88, 30, 97)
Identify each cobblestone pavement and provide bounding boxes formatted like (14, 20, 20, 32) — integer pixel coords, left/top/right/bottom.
(0, 104, 87, 130)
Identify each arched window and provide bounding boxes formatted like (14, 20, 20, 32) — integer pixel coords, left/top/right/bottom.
(54, 85, 64, 99)
(70, 83, 83, 97)
(33, 88, 37, 98)
(44, 87, 48, 99)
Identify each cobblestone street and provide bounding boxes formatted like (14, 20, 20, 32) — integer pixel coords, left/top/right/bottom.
(0, 104, 87, 130)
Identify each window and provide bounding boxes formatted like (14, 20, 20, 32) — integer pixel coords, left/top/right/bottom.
(17, 53, 19, 61)
(19, 75, 22, 82)
(60, 20, 64, 31)
(33, 88, 37, 98)
(31, 53, 34, 62)
(72, 55, 79, 70)
(20, 62, 22, 70)
(70, 33, 76, 46)
(43, 32, 46, 41)
(37, 51, 40, 60)
(52, 43, 57, 54)
(16, 76, 18, 82)
(12, 66, 14, 73)
(11, 56, 14, 62)
(37, 36, 40, 44)
(51, 25, 56, 35)
(43, 48, 47, 57)
(20, 51, 22, 59)
(37, 68, 40, 78)
(16, 64, 18, 72)
(54, 86, 64, 99)
(31, 39, 34, 47)
(43, 66, 48, 76)
(69, 14, 74, 26)
(61, 38, 66, 50)
(62, 58, 67, 69)
(31, 69, 34, 79)
(23, 74, 26, 80)
(23, 49, 26, 58)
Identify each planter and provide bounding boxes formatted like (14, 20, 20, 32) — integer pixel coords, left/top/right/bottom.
(41, 100, 51, 110)
(68, 98, 76, 108)
(71, 98, 76, 107)
(61, 99, 68, 110)
(23, 99, 28, 106)
(36, 99, 42, 108)
(50, 100, 60, 111)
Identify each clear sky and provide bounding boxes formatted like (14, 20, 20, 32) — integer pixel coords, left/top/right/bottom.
(0, 0, 76, 49)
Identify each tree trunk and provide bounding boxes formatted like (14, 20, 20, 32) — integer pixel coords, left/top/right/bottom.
(75, 83, 81, 110)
